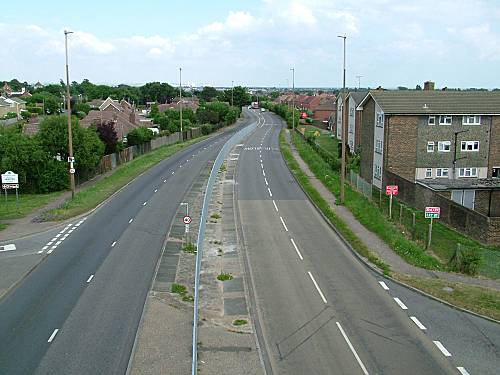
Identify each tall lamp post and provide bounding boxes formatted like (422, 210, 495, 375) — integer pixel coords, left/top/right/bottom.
(179, 67, 183, 142)
(64, 30, 75, 199)
(290, 68, 295, 132)
(338, 34, 347, 204)
(231, 80, 234, 107)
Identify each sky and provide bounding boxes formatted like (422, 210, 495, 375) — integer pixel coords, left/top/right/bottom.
(1, 0, 500, 88)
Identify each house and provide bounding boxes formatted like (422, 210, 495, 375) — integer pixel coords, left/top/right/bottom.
(345, 91, 368, 153)
(34, 81, 44, 90)
(158, 97, 200, 112)
(313, 97, 336, 129)
(356, 83, 500, 211)
(80, 97, 142, 140)
(0, 96, 26, 118)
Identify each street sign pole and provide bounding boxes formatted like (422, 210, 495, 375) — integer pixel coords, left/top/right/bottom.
(389, 194, 393, 219)
(427, 217, 433, 250)
(15, 187, 19, 212)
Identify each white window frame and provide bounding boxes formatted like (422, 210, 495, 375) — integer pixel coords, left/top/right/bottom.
(425, 168, 433, 178)
(427, 141, 434, 152)
(439, 115, 452, 125)
(428, 116, 436, 125)
(376, 112, 384, 128)
(375, 139, 383, 154)
(462, 115, 481, 125)
(436, 168, 449, 178)
(438, 141, 451, 152)
(460, 141, 479, 152)
(459, 167, 478, 177)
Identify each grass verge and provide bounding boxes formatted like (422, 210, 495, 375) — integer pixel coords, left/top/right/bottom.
(217, 272, 233, 281)
(290, 131, 442, 271)
(44, 136, 210, 221)
(279, 130, 391, 275)
(0, 191, 63, 221)
(395, 274, 500, 321)
(233, 319, 248, 326)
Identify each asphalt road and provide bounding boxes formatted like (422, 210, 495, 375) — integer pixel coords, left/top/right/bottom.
(0, 116, 255, 375)
(235, 110, 499, 374)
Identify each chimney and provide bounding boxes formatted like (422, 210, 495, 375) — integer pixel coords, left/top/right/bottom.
(424, 81, 435, 91)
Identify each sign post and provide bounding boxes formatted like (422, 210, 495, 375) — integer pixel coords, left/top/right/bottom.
(181, 202, 190, 244)
(385, 185, 398, 219)
(1, 171, 19, 212)
(425, 207, 440, 249)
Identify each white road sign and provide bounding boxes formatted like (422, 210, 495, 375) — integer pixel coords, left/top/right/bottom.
(1, 171, 18, 184)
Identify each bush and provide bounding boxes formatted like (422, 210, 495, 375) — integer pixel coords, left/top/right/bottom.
(4, 112, 17, 119)
(449, 246, 482, 275)
(126, 127, 154, 146)
(201, 124, 213, 135)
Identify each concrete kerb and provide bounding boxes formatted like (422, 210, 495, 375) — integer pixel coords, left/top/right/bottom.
(281, 128, 500, 326)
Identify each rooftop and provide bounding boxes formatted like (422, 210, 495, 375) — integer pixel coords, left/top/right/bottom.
(417, 178, 500, 191)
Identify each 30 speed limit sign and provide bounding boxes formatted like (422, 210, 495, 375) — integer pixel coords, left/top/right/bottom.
(183, 216, 192, 224)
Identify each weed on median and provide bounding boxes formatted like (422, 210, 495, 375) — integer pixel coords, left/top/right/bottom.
(217, 272, 233, 281)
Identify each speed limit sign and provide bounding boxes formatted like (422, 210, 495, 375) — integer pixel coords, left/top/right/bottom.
(183, 216, 192, 224)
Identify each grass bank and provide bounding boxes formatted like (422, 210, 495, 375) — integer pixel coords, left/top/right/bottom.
(44, 135, 210, 221)
(0, 191, 63, 221)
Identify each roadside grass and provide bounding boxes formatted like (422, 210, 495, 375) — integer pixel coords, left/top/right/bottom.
(44, 136, 210, 221)
(183, 242, 197, 254)
(0, 223, 7, 231)
(279, 130, 391, 275)
(395, 274, 500, 321)
(210, 213, 221, 220)
(0, 191, 63, 221)
(171, 283, 187, 295)
(233, 319, 248, 326)
(217, 272, 233, 281)
(288, 130, 441, 270)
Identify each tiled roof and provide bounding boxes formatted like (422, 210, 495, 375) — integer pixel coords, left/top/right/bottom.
(348, 91, 368, 105)
(363, 90, 500, 115)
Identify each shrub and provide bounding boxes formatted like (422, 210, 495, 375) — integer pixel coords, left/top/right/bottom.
(127, 127, 154, 146)
(201, 124, 213, 135)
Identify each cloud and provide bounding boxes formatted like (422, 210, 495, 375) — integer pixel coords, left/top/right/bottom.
(459, 23, 500, 60)
(284, 2, 317, 26)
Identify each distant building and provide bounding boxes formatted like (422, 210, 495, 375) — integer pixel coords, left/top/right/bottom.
(0, 95, 26, 118)
(158, 97, 200, 112)
(34, 81, 44, 90)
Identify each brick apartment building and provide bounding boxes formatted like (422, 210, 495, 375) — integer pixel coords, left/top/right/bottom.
(356, 84, 500, 216)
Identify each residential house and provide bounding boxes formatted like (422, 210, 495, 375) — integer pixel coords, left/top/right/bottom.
(34, 81, 44, 90)
(0, 96, 26, 118)
(80, 97, 142, 140)
(313, 97, 336, 129)
(356, 84, 500, 213)
(346, 91, 368, 153)
(335, 93, 344, 139)
(158, 97, 200, 112)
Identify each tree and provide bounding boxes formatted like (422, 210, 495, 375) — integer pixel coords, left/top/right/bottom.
(126, 127, 154, 146)
(415, 84, 422, 90)
(96, 121, 118, 154)
(199, 86, 218, 102)
(26, 91, 62, 114)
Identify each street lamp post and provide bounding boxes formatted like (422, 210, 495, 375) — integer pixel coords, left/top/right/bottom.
(231, 80, 234, 107)
(338, 34, 347, 204)
(290, 68, 295, 132)
(179, 67, 183, 142)
(64, 30, 75, 199)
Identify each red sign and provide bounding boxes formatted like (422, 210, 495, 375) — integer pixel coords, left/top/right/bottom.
(425, 207, 440, 213)
(300, 112, 308, 119)
(385, 185, 398, 196)
(183, 216, 192, 224)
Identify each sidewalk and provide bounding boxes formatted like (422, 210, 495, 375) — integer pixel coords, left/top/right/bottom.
(284, 130, 500, 291)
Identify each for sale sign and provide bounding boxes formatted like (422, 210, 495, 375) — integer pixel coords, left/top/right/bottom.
(425, 206, 440, 219)
(385, 185, 398, 196)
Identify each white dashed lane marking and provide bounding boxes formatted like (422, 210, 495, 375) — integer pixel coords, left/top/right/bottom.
(308, 271, 327, 304)
(433, 341, 452, 357)
(290, 238, 303, 260)
(86, 274, 94, 283)
(394, 297, 408, 310)
(410, 316, 427, 330)
(280, 216, 288, 232)
(111, 241, 117, 247)
(272, 200, 278, 212)
(379, 281, 389, 290)
(47, 329, 59, 343)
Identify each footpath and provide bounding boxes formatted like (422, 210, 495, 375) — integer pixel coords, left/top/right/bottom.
(284, 130, 500, 292)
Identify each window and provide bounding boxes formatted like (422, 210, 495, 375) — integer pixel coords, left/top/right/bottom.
(427, 141, 434, 152)
(439, 115, 452, 125)
(492, 167, 499, 178)
(436, 168, 449, 178)
(374, 165, 382, 180)
(375, 139, 383, 154)
(428, 116, 436, 125)
(350, 107, 355, 117)
(438, 141, 451, 152)
(376, 112, 384, 127)
(425, 168, 432, 178)
(461, 141, 479, 151)
(459, 167, 478, 177)
(462, 115, 481, 125)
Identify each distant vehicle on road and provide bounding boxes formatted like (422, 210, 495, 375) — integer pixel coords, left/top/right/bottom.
(251, 101, 259, 109)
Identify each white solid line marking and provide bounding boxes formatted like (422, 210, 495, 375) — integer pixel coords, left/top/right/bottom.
(290, 238, 303, 260)
(143, 201, 147, 206)
(111, 241, 116, 247)
(433, 341, 452, 357)
(280, 216, 289, 232)
(47, 329, 59, 343)
(129, 218, 133, 223)
(379, 281, 389, 290)
(268, 187, 273, 197)
(336, 322, 369, 375)
(272, 200, 278, 212)
(264, 178, 269, 185)
(154, 189, 158, 193)
(457, 367, 470, 375)
(394, 297, 408, 310)
(308, 272, 327, 304)
(410, 316, 427, 330)
(86, 274, 94, 283)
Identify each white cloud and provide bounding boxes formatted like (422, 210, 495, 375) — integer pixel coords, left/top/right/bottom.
(459, 23, 500, 60)
(284, 2, 317, 26)
(72, 31, 115, 54)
